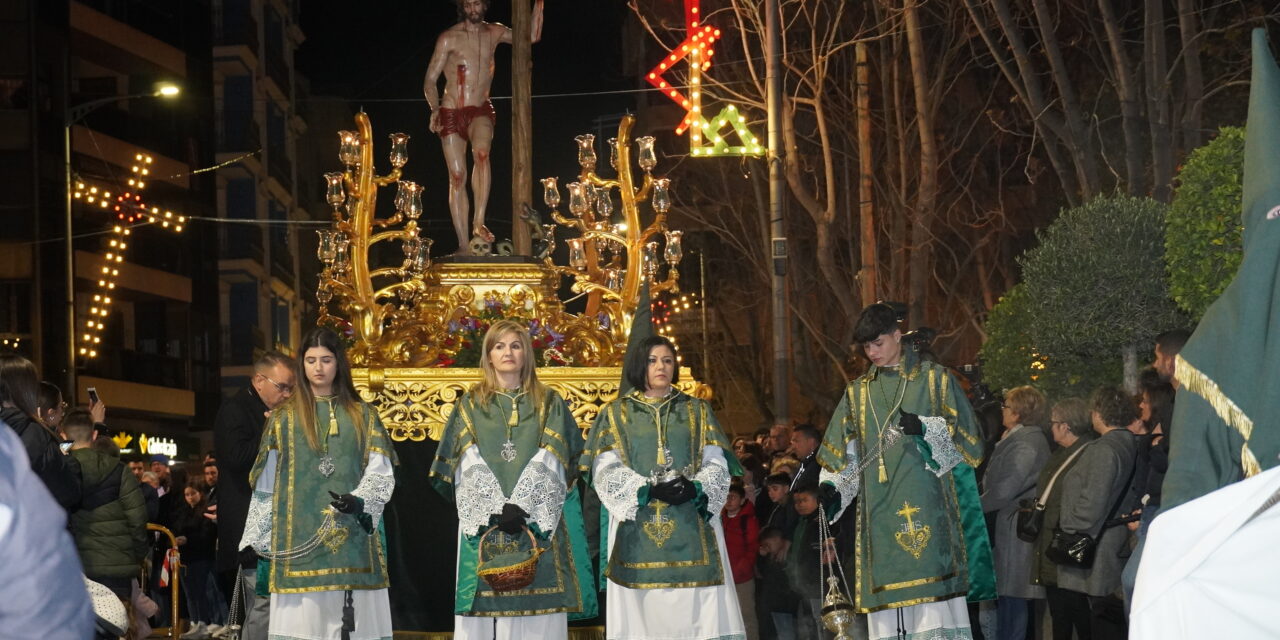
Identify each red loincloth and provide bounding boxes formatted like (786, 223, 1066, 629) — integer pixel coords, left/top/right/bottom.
(436, 100, 496, 142)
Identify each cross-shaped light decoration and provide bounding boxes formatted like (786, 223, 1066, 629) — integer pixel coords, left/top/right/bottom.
(71, 153, 185, 359)
(644, 0, 764, 157)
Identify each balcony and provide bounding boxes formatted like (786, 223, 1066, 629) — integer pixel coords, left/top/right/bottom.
(265, 49, 290, 95)
(214, 9, 260, 56)
(271, 246, 295, 284)
(220, 224, 265, 263)
(217, 114, 261, 153)
(268, 149, 293, 192)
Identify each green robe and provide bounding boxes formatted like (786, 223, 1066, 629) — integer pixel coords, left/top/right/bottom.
(250, 399, 397, 594)
(817, 350, 995, 613)
(581, 390, 743, 589)
(428, 388, 596, 619)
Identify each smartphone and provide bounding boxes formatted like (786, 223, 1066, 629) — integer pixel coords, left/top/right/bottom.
(87, 387, 100, 405)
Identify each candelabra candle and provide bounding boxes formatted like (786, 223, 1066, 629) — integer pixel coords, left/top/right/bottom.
(596, 186, 614, 219)
(324, 173, 346, 208)
(388, 133, 410, 168)
(333, 233, 351, 272)
(608, 137, 620, 170)
(338, 130, 361, 166)
(542, 224, 557, 253)
(317, 229, 338, 264)
(651, 178, 672, 213)
(664, 230, 683, 264)
(400, 181, 423, 219)
(568, 238, 587, 269)
(567, 182, 588, 216)
(643, 241, 660, 276)
(411, 237, 432, 274)
(541, 177, 560, 208)
(636, 136, 657, 172)
(576, 134, 597, 171)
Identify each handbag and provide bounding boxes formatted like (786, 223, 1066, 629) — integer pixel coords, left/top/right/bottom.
(1015, 442, 1093, 542)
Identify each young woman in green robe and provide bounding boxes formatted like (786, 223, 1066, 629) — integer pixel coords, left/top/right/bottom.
(238, 327, 397, 640)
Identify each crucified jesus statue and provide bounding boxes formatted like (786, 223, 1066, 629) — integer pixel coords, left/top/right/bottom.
(424, 0, 544, 256)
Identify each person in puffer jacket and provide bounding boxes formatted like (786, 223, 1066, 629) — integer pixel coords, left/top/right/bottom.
(64, 409, 149, 599)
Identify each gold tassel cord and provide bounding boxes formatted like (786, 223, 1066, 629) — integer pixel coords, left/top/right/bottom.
(878, 458, 888, 484)
(1175, 354, 1260, 478)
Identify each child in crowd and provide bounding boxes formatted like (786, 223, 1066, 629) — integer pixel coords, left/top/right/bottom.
(786, 484, 832, 639)
(723, 483, 760, 639)
(759, 472, 796, 536)
(757, 527, 799, 640)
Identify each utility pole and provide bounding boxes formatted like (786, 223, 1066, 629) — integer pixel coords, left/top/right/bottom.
(511, 0, 533, 254)
(766, 0, 789, 422)
(856, 42, 877, 304)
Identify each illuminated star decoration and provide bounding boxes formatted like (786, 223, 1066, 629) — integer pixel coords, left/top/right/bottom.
(71, 153, 186, 360)
(644, 0, 763, 157)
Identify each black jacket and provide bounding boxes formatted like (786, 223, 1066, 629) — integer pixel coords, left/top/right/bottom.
(1, 406, 81, 512)
(212, 387, 269, 571)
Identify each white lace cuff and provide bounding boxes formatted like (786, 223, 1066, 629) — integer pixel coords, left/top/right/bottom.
(509, 457, 567, 537)
(456, 462, 508, 537)
(694, 460, 731, 517)
(351, 470, 395, 530)
(921, 416, 962, 476)
(595, 455, 649, 522)
(818, 438, 861, 521)
(238, 490, 273, 553)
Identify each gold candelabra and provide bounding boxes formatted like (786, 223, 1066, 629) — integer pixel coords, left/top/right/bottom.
(315, 112, 441, 366)
(542, 114, 683, 338)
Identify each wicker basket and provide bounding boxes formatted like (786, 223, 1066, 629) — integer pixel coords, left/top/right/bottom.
(476, 526, 546, 592)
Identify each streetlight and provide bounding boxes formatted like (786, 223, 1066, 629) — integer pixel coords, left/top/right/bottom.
(64, 82, 180, 398)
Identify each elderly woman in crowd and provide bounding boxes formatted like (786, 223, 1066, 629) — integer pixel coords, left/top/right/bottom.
(981, 386, 1052, 640)
(1034, 389, 1137, 640)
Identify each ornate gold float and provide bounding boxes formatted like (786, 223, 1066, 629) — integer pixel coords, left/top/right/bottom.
(315, 113, 705, 441)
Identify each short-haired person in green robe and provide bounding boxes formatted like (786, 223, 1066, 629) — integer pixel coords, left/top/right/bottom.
(238, 327, 398, 640)
(428, 320, 596, 639)
(582, 335, 747, 640)
(816, 303, 995, 640)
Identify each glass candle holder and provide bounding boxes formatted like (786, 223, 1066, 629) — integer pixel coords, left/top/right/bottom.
(412, 237, 432, 273)
(568, 238, 587, 269)
(316, 285, 333, 305)
(651, 178, 672, 213)
(664, 230, 683, 264)
(399, 181, 423, 219)
(608, 137, 620, 170)
(338, 130, 361, 166)
(596, 186, 613, 219)
(333, 233, 351, 270)
(606, 268, 623, 291)
(316, 229, 337, 263)
(567, 182, 588, 216)
(576, 134, 597, 171)
(636, 136, 657, 172)
(643, 241, 660, 276)
(541, 177, 560, 208)
(324, 173, 346, 208)
(388, 133, 410, 168)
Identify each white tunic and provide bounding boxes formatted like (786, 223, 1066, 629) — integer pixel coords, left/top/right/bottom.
(594, 446, 746, 640)
(241, 450, 394, 640)
(1130, 465, 1280, 639)
(452, 446, 570, 640)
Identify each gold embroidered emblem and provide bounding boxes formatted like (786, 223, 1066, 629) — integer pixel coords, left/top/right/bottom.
(322, 521, 350, 554)
(642, 502, 677, 548)
(894, 502, 931, 559)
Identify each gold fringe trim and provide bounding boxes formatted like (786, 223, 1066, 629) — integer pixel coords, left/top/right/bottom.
(393, 628, 604, 640)
(1175, 354, 1262, 478)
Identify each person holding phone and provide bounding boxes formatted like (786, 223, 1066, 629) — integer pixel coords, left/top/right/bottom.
(0, 354, 81, 511)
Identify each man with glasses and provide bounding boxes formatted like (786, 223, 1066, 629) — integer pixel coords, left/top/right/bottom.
(213, 351, 295, 640)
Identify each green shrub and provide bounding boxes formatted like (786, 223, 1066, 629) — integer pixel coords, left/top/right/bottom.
(1166, 126, 1245, 321)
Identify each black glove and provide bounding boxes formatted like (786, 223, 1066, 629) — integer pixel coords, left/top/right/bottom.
(899, 410, 924, 436)
(497, 503, 530, 535)
(328, 491, 363, 515)
(819, 482, 842, 515)
(649, 477, 697, 506)
(238, 546, 259, 567)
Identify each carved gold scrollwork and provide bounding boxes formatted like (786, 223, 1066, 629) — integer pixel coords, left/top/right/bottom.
(353, 367, 704, 442)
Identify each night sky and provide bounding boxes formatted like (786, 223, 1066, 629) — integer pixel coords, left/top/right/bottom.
(295, 1, 637, 250)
